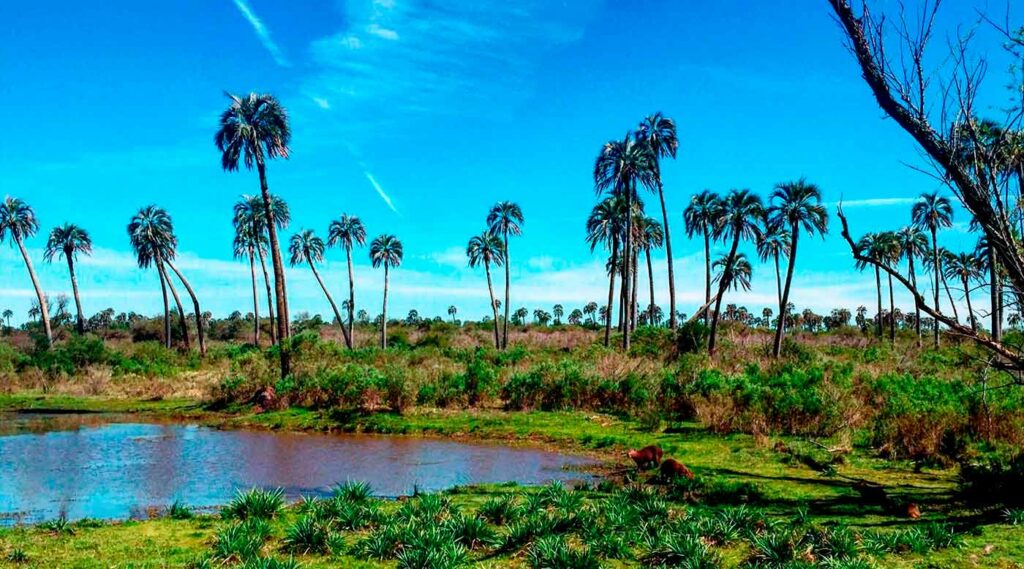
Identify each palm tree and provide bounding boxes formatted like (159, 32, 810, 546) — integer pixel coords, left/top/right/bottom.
(553, 304, 564, 325)
(713, 252, 753, 294)
(327, 214, 366, 349)
(289, 229, 347, 339)
(234, 194, 289, 345)
(974, 235, 1001, 341)
(756, 224, 790, 310)
(911, 192, 954, 348)
(896, 226, 929, 347)
(233, 219, 267, 345)
(855, 232, 893, 340)
(128, 206, 176, 349)
(44, 223, 92, 335)
(0, 198, 52, 346)
(486, 202, 523, 350)
(583, 302, 598, 325)
(217, 92, 292, 376)
(684, 190, 723, 326)
(448, 305, 457, 324)
(593, 133, 656, 350)
(708, 189, 763, 355)
(638, 216, 664, 326)
(877, 231, 901, 344)
(1, 309, 11, 331)
(944, 251, 983, 332)
(637, 113, 680, 328)
(586, 195, 627, 346)
(467, 232, 506, 349)
(369, 234, 403, 349)
(767, 179, 828, 357)
(514, 307, 529, 326)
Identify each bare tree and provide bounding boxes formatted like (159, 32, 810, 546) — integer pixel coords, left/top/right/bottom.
(829, 0, 1024, 378)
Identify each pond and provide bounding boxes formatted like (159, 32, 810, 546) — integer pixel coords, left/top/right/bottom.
(0, 412, 597, 525)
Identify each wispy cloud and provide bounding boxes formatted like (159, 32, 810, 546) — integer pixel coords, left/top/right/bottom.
(231, 0, 290, 67)
(364, 171, 398, 214)
(304, 0, 600, 119)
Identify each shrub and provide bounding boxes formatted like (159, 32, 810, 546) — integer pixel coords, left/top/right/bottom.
(212, 519, 271, 561)
(168, 499, 194, 520)
(283, 516, 330, 554)
(959, 451, 1024, 506)
(675, 321, 710, 355)
(222, 488, 285, 521)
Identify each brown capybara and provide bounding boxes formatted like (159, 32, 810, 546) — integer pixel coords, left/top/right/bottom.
(905, 503, 921, 519)
(627, 445, 663, 470)
(660, 458, 695, 481)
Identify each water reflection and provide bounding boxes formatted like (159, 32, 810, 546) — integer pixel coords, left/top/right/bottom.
(0, 413, 595, 524)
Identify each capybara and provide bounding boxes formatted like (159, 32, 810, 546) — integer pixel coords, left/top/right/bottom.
(660, 458, 695, 481)
(627, 445, 663, 470)
(905, 503, 921, 519)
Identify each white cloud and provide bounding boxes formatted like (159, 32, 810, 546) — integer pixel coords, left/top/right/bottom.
(366, 24, 398, 40)
(231, 0, 290, 67)
(311, 97, 331, 109)
(364, 171, 398, 214)
(829, 197, 916, 208)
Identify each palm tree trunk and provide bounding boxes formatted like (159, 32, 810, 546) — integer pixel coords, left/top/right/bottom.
(257, 161, 290, 377)
(346, 247, 356, 349)
(622, 186, 633, 351)
(646, 247, 655, 326)
(381, 264, 390, 349)
(155, 252, 170, 349)
(15, 236, 52, 346)
(630, 250, 639, 332)
(703, 230, 711, 326)
(256, 247, 276, 345)
(709, 236, 740, 356)
(941, 270, 959, 322)
(964, 276, 977, 332)
(502, 231, 511, 350)
(65, 254, 85, 335)
(165, 260, 206, 356)
(774, 253, 783, 309)
(604, 234, 618, 347)
(909, 257, 921, 347)
(931, 228, 940, 348)
(875, 266, 883, 339)
(485, 261, 501, 349)
(773, 227, 800, 357)
(162, 263, 190, 350)
(888, 273, 896, 344)
(248, 249, 260, 345)
(657, 180, 677, 329)
(308, 258, 349, 346)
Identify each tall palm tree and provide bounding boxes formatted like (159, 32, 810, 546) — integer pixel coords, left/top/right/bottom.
(944, 251, 983, 332)
(234, 194, 290, 345)
(911, 192, 954, 348)
(586, 195, 627, 347)
(878, 231, 901, 344)
(44, 223, 92, 335)
(2, 309, 12, 331)
(289, 229, 346, 338)
(0, 198, 52, 346)
(708, 189, 763, 355)
(128, 206, 176, 349)
(593, 133, 656, 350)
(767, 179, 828, 357)
(553, 304, 564, 325)
(974, 235, 1001, 341)
(638, 216, 664, 326)
(684, 190, 723, 326)
(216, 92, 292, 376)
(233, 219, 267, 344)
(756, 224, 790, 310)
(637, 113, 680, 328)
(896, 226, 929, 347)
(856, 232, 891, 340)
(448, 305, 457, 324)
(487, 202, 523, 350)
(164, 254, 206, 356)
(467, 232, 506, 349)
(328, 214, 366, 350)
(369, 234, 403, 349)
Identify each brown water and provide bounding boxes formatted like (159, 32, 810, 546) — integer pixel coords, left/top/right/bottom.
(0, 412, 596, 524)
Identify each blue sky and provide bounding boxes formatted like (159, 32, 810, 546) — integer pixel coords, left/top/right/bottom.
(0, 0, 1016, 324)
